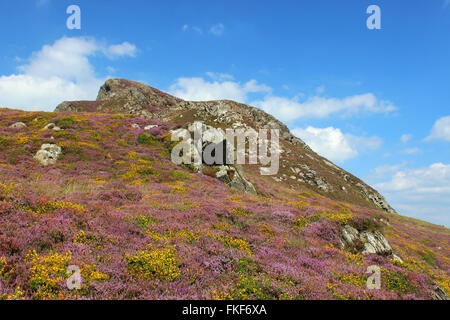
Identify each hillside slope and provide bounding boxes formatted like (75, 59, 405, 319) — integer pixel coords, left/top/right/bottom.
(56, 79, 395, 214)
(0, 108, 448, 300)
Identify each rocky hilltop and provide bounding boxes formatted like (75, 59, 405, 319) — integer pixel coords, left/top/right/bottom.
(56, 79, 395, 214)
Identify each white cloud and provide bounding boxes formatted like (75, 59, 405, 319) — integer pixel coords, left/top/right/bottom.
(169, 76, 396, 123)
(401, 134, 412, 143)
(315, 85, 325, 94)
(291, 126, 382, 163)
(403, 147, 421, 155)
(0, 37, 137, 111)
(376, 163, 450, 193)
(169, 77, 271, 102)
(182, 23, 224, 36)
(370, 162, 408, 179)
(182, 25, 203, 34)
(210, 23, 225, 36)
(425, 116, 450, 142)
(345, 134, 383, 152)
(104, 42, 137, 59)
(252, 93, 397, 122)
(205, 72, 234, 81)
(373, 163, 450, 226)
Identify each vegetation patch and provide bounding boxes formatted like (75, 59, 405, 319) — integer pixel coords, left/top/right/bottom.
(126, 248, 180, 282)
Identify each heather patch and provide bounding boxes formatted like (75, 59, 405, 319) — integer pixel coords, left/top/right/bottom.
(0, 108, 447, 300)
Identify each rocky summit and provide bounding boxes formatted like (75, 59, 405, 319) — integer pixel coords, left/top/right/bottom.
(0, 79, 447, 300)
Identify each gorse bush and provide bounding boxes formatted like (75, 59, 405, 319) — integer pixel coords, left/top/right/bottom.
(126, 248, 180, 281)
(26, 250, 72, 299)
(0, 257, 10, 279)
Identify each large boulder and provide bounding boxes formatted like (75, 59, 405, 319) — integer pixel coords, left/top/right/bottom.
(34, 144, 62, 166)
(9, 122, 27, 129)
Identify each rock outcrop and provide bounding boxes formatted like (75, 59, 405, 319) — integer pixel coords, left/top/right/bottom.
(44, 123, 62, 131)
(34, 144, 62, 166)
(340, 224, 393, 256)
(9, 122, 26, 129)
(216, 165, 257, 195)
(356, 183, 396, 214)
(171, 122, 257, 194)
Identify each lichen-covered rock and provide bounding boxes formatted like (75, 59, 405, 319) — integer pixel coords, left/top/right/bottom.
(215, 165, 257, 195)
(9, 122, 27, 129)
(315, 177, 332, 193)
(340, 225, 393, 256)
(44, 123, 61, 131)
(34, 144, 62, 166)
(359, 230, 392, 255)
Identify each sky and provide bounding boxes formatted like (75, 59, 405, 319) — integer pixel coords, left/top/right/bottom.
(0, 0, 449, 226)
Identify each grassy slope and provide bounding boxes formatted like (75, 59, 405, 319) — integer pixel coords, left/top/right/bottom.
(0, 108, 448, 300)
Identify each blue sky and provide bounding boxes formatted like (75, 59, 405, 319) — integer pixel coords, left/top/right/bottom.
(0, 0, 449, 226)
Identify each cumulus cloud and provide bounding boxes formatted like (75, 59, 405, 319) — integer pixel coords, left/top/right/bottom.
(168, 75, 396, 123)
(373, 163, 450, 226)
(376, 163, 450, 193)
(169, 77, 271, 102)
(252, 93, 397, 122)
(425, 116, 450, 142)
(104, 42, 137, 59)
(0, 37, 138, 111)
(291, 126, 382, 163)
